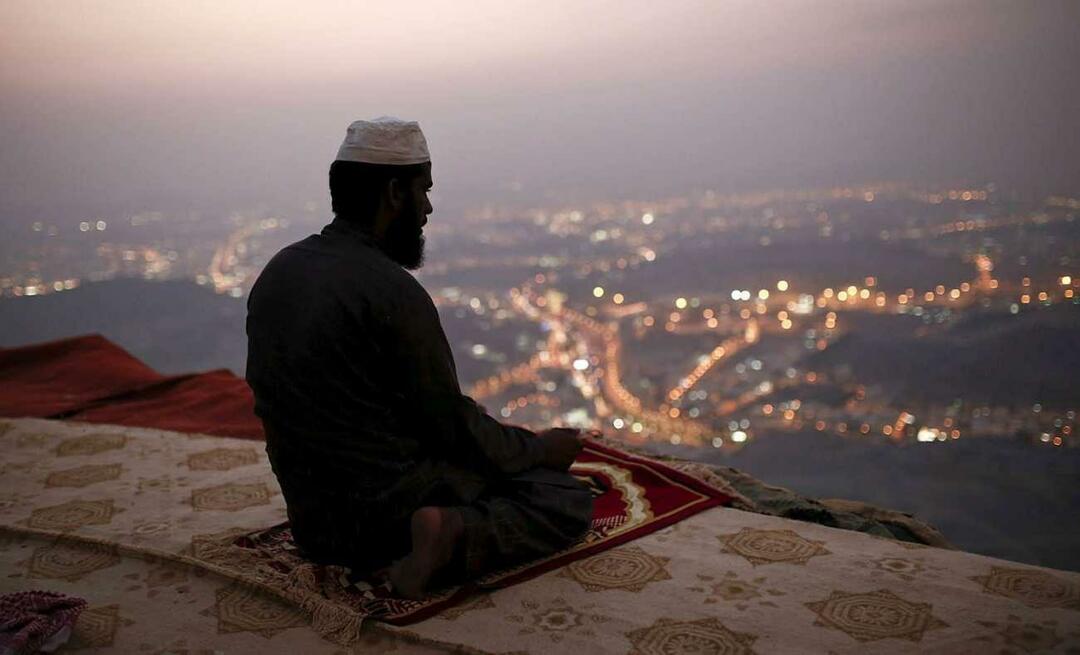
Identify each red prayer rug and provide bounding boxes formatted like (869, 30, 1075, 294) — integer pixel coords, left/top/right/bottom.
(224, 441, 730, 625)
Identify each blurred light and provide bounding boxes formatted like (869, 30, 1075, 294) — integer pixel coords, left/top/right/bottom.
(917, 427, 939, 442)
(612, 292, 624, 304)
(592, 286, 605, 298)
(572, 358, 589, 371)
(675, 297, 687, 309)
(641, 213, 654, 225)
(777, 280, 789, 291)
(731, 430, 747, 443)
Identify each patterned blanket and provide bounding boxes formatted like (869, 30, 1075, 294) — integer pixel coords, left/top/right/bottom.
(1, 418, 1078, 653)
(196, 442, 728, 627)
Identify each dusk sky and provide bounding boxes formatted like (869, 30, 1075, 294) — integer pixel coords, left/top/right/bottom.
(2, 0, 1078, 222)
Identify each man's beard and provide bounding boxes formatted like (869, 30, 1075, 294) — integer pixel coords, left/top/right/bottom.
(383, 197, 426, 270)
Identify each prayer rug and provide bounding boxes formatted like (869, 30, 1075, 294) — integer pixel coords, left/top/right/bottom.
(206, 441, 731, 626)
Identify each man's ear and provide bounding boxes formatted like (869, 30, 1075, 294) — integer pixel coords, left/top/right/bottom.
(386, 177, 405, 211)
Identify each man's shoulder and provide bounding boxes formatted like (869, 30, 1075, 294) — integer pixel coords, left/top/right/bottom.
(257, 232, 432, 308)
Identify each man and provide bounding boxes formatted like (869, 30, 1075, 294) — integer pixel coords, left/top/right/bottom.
(246, 117, 593, 599)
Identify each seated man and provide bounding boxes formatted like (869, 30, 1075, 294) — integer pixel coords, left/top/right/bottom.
(245, 117, 593, 599)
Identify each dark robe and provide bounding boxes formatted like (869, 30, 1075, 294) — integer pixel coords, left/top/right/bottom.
(245, 217, 592, 575)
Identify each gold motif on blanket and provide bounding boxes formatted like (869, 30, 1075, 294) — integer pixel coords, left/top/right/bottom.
(717, 527, 830, 566)
(55, 433, 127, 457)
(506, 597, 612, 642)
(804, 589, 948, 643)
(626, 617, 758, 655)
(202, 582, 308, 638)
(187, 447, 259, 471)
(687, 571, 787, 611)
(191, 482, 273, 512)
(25, 538, 120, 581)
(971, 566, 1080, 610)
(557, 545, 671, 593)
(68, 604, 126, 649)
(45, 463, 124, 488)
(25, 499, 118, 531)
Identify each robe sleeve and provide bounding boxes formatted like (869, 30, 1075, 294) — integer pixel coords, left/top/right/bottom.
(383, 280, 547, 476)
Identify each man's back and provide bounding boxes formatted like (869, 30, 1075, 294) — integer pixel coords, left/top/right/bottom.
(246, 219, 450, 549)
(245, 118, 590, 592)
(247, 217, 417, 447)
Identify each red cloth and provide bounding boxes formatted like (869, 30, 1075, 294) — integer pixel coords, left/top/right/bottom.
(0, 335, 163, 418)
(0, 590, 86, 654)
(0, 335, 263, 440)
(69, 370, 264, 440)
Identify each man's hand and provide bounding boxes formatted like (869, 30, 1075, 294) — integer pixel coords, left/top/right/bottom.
(536, 427, 585, 471)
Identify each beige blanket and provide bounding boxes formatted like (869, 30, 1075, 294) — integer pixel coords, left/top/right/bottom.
(1, 417, 1078, 653)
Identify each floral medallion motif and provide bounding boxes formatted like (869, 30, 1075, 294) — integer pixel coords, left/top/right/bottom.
(26, 538, 120, 581)
(971, 566, 1080, 610)
(68, 605, 126, 649)
(505, 597, 610, 642)
(187, 447, 259, 471)
(55, 433, 126, 457)
(717, 528, 831, 566)
(26, 499, 117, 531)
(191, 482, 272, 512)
(805, 589, 948, 642)
(626, 617, 758, 655)
(202, 583, 308, 638)
(688, 571, 786, 611)
(558, 545, 671, 592)
(45, 463, 123, 488)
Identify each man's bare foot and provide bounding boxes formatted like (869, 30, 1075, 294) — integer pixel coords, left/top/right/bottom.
(388, 506, 465, 600)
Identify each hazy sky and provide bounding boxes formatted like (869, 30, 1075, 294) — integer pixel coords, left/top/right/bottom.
(1, 0, 1078, 222)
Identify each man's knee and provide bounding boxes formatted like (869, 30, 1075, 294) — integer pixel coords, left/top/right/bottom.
(525, 469, 594, 537)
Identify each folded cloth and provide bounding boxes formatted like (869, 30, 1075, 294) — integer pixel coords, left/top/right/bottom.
(0, 591, 87, 655)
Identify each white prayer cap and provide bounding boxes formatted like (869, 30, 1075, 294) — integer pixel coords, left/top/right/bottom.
(334, 116, 430, 166)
